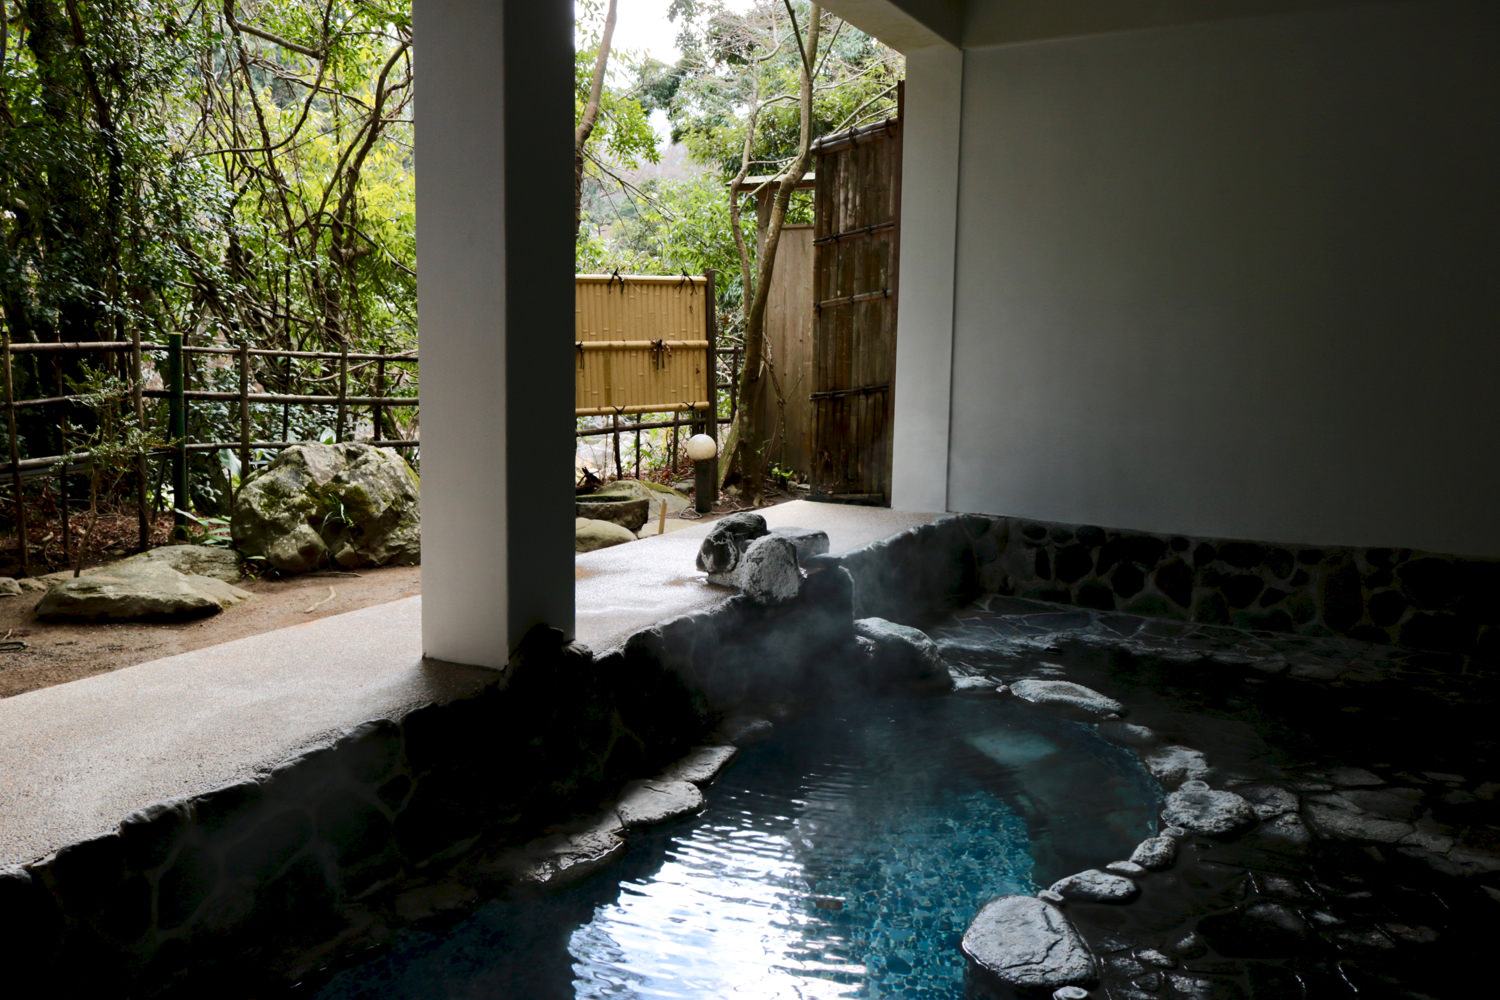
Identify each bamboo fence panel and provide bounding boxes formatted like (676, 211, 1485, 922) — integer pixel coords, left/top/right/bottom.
(575, 274, 712, 417)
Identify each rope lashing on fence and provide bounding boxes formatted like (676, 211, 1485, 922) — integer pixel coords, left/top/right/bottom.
(607, 268, 626, 292)
(677, 270, 696, 294)
(649, 339, 672, 370)
(577, 342, 586, 370)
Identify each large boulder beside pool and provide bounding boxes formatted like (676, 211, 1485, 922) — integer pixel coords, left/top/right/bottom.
(1161, 784, 1257, 837)
(231, 443, 420, 573)
(576, 517, 637, 553)
(962, 895, 1096, 992)
(36, 561, 249, 621)
(854, 617, 953, 691)
(696, 511, 769, 578)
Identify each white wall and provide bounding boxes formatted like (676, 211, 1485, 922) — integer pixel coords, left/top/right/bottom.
(941, 1, 1500, 556)
(417, 1, 575, 666)
(890, 46, 963, 513)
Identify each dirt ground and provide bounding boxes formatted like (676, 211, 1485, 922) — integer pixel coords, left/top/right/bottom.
(0, 564, 422, 699)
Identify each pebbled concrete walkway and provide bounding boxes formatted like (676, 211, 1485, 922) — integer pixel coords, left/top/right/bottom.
(0, 501, 937, 868)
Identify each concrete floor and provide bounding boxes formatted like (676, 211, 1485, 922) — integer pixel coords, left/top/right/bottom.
(0, 501, 937, 868)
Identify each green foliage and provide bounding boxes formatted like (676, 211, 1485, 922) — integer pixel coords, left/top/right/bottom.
(173, 509, 233, 548)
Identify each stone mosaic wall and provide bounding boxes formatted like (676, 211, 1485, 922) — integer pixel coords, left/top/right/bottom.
(960, 517, 1500, 662)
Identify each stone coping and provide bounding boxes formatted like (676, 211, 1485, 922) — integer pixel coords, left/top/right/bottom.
(0, 598, 493, 868)
(0, 501, 937, 869)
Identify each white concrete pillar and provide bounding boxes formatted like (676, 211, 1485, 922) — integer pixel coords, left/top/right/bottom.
(890, 45, 963, 513)
(416, 0, 575, 666)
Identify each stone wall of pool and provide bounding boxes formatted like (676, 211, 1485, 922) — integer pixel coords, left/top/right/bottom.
(4, 511, 1494, 997)
(883, 515, 1499, 662)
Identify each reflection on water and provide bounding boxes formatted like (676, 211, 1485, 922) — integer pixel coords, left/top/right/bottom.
(309, 697, 1158, 1000)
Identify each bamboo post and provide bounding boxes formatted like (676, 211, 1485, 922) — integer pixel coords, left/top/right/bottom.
(336, 343, 349, 442)
(57, 366, 70, 564)
(167, 332, 188, 536)
(238, 341, 251, 492)
(704, 270, 720, 500)
(2, 336, 30, 575)
(131, 325, 148, 549)
(373, 343, 386, 443)
(612, 409, 623, 480)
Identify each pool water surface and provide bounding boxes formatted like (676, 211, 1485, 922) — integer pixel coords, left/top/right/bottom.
(309, 694, 1160, 999)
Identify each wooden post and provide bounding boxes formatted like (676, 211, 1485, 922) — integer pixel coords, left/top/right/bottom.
(671, 413, 679, 473)
(57, 366, 70, 564)
(336, 343, 349, 442)
(612, 409, 622, 480)
(373, 344, 386, 443)
(238, 341, 251, 492)
(167, 332, 189, 536)
(2, 337, 30, 575)
(131, 325, 148, 549)
(696, 271, 719, 513)
(634, 413, 642, 480)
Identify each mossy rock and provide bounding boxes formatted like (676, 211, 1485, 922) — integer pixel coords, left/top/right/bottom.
(588, 479, 691, 516)
(231, 443, 420, 574)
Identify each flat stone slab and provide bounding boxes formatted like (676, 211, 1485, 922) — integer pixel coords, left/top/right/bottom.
(660, 745, 738, 786)
(1144, 745, 1211, 787)
(1009, 678, 1124, 718)
(576, 517, 637, 553)
(1161, 786, 1257, 837)
(962, 895, 1096, 990)
(116, 545, 243, 583)
(1049, 868, 1140, 902)
(615, 778, 705, 829)
(35, 563, 249, 621)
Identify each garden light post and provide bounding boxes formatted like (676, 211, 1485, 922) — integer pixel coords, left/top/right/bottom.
(686, 432, 717, 514)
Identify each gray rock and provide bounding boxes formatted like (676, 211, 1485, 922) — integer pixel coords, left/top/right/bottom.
(495, 811, 626, 886)
(661, 745, 738, 786)
(1328, 766, 1384, 788)
(1231, 783, 1300, 820)
(1129, 836, 1178, 871)
(16, 577, 48, 593)
(962, 895, 1096, 990)
(767, 526, 830, 563)
(696, 511, 767, 575)
(1138, 949, 1176, 969)
(1161, 786, 1257, 837)
(854, 617, 953, 690)
(1304, 802, 1414, 843)
(1099, 720, 1159, 747)
(115, 544, 243, 583)
(231, 442, 420, 573)
(1342, 786, 1425, 820)
(1144, 746, 1211, 788)
(589, 478, 692, 516)
(576, 517, 637, 553)
(615, 779, 705, 829)
(0, 577, 20, 597)
(1105, 860, 1148, 877)
(1263, 813, 1312, 846)
(1010, 678, 1125, 718)
(736, 534, 803, 603)
(575, 496, 651, 532)
(35, 562, 249, 621)
(1049, 869, 1140, 903)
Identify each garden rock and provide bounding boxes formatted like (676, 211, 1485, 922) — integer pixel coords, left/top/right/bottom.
(1129, 835, 1178, 870)
(575, 496, 651, 532)
(36, 562, 249, 621)
(0, 577, 20, 597)
(1010, 678, 1125, 719)
(962, 895, 1096, 991)
(116, 544, 242, 583)
(1049, 869, 1140, 903)
(231, 443, 420, 573)
(854, 617, 952, 690)
(736, 534, 803, 603)
(1161, 785, 1257, 837)
(661, 745, 738, 786)
(615, 779, 705, 829)
(576, 517, 637, 553)
(1144, 746, 1211, 788)
(696, 511, 768, 578)
(588, 478, 692, 516)
(768, 527, 830, 563)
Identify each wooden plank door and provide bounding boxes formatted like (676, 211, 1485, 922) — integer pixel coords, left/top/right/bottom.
(809, 108, 902, 504)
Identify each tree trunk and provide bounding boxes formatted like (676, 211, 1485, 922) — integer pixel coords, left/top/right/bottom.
(720, 4, 821, 503)
(574, 0, 618, 239)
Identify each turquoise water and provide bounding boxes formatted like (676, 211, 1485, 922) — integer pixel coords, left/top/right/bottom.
(309, 696, 1159, 999)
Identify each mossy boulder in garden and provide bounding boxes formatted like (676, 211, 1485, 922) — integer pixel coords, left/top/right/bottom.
(232, 443, 421, 573)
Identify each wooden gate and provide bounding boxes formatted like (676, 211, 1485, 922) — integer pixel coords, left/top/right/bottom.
(809, 111, 902, 504)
